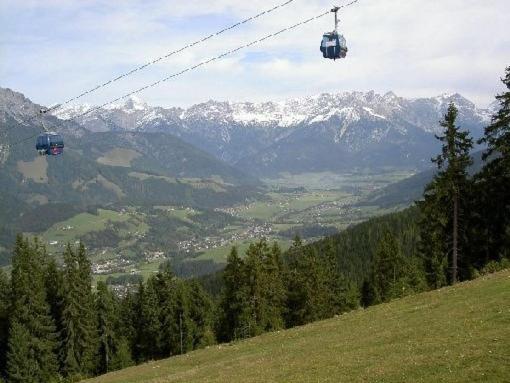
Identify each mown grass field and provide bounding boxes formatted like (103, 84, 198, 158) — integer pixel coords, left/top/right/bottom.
(84, 270, 510, 383)
(195, 239, 292, 263)
(35, 209, 133, 249)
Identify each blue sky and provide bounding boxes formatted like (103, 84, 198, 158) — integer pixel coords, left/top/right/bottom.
(1, 0, 509, 108)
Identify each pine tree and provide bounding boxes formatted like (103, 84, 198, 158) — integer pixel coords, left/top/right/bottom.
(285, 244, 330, 326)
(322, 239, 359, 314)
(155, 263, 179, 357)
(217, 247, 249, 342)
(372, 232, 408, 302)
(474, 66, 510, 263)
(418, 103, 473, 285)
(6, 236, 59, 383)
(95, 281, 116, 374)
(117, 290, 139, 362)
(0, 269, 10, 378)
(109, 337, 133, 371)
(174, 280, 193, 355)
(59, 243, 98, 379)
(139, 276, 162, 360)
(44, 256, 63, 356)
(242, 240, 285, 336)
(187, 280, 215, 349)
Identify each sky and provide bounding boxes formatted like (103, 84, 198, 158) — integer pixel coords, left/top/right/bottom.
(1, 0, 509, 109)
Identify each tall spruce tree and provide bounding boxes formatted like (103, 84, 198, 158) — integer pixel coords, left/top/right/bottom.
(117, 290, 139, 362)
(322, 239, 359, 314)
(474, 66, 510, 263)
(243, 240, 286, 336)
(44, 256, 63, 357)
(6, 236, 59, 383)
(155, 263, 180, 357)
(0, 269, 10, 379)
(218, 247, 249, 342)
(418, 103, 473, 285)
(95, 281, 116, 374)
(371, 232, 409, 302)
(187, 280, 215, 349)
(139, 275, 162, 360)
(285, 242, 331, 326)
(60, 243, 98, 380)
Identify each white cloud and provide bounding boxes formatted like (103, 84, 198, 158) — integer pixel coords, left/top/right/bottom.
(1, 0, 508, 108)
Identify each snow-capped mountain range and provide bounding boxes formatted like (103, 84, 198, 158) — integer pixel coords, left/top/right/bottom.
(53, 91, 492, 175)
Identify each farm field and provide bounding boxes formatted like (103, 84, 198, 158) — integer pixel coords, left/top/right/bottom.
(83, 269, 510, 383)
(21, 171, 413, 282)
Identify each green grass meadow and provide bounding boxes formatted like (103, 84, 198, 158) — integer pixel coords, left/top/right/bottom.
(84, 270, 510, 383)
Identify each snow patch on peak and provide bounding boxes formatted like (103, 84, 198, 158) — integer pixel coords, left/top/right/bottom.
(363, 107, 386, 120)
(105, 95, 149, 112)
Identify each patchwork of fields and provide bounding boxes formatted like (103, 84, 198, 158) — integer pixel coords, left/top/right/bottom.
(14, 170, 412, 283)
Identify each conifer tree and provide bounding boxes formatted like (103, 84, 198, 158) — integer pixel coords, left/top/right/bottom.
(44, 257, 63, 353)
(155, 263, 180, 357)
(322, 239, 359, 314)
(173, 280, 193, 355)
(117, 290, 139, 362)
(0, 269, 10, 378)
(372, 232, 408, 302)
(6, 236, 59, 383)
(242, 240, 285, 335)
(186, 280, 215, 349)
(95, 281, 116, 374)
(218, 247, 249, 342)
(60, 243, 98, 379)
(139, 276, 162, 360)
(474, 66, 510, 263)
(285, 244, 330, 326)
(418, 103, 473, 285)
(109, 337, 133, 371)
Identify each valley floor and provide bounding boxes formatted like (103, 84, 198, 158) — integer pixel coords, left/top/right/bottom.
(84, 270, 510, 383)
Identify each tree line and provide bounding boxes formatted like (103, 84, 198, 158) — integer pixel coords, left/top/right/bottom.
(0, 67, 508, 382)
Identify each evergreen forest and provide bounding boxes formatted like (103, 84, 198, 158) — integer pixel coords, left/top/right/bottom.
(0, 67, 509, 383)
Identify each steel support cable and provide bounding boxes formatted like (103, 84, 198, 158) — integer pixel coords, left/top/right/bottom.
(7, 0, 360, 148)
(3, 0, 296, 135)
(46, 0, 297, 115)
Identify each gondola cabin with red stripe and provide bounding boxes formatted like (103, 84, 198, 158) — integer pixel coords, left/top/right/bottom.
(36, 132, 64, 156)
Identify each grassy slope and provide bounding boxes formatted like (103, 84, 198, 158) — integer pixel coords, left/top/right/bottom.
(85, 270, 510, 383)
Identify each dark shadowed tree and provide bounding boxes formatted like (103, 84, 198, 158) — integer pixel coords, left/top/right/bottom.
(0, 269, 10, 378)
(6, 236, 59, 383)
(418, 103, 473, 285)
(60, 243, 98, 380)
(473, 66, 510, 265)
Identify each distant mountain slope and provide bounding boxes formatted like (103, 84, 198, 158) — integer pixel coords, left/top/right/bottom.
(360, 150, 487, 208)
(0, 87, 260, 263)
(55, 91, 491, 175)
(84, 270, 510, 383)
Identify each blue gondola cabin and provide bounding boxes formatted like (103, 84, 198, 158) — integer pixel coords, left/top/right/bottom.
(36, 133, 64, 155)
(320, 32, 347, 60)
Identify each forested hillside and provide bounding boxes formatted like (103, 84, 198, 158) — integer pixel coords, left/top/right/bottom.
(0, 88, 260, 264)
(0, 62, 508, 383)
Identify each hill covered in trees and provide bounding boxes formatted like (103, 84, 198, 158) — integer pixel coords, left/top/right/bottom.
(0, 67, 508, 383)
(0, 88, 261, 265)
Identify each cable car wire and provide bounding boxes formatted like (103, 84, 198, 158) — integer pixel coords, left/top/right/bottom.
(73, 0, 360, 120)
(45, 0, 298, 115)
(6, 0, 360, 149)
(3, 0, 297, 135)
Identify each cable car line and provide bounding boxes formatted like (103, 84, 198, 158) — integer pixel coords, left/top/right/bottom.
(42, 0, 298, 116)
(2, 0, 297, 136)
(72, 0, 359, 121)
(6, 0, 360, 150)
